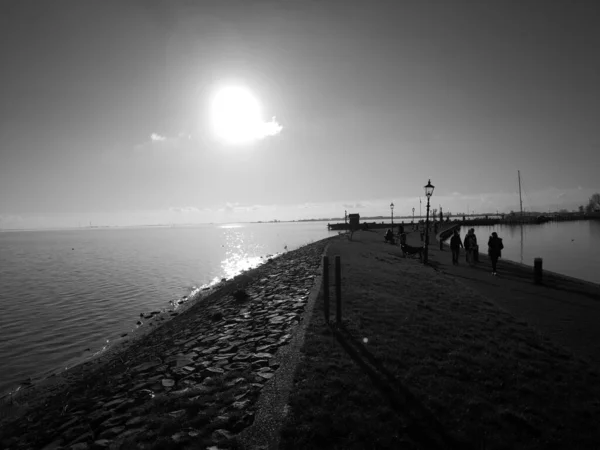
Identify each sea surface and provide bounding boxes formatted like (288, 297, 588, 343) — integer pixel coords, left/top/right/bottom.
(468, 220, 600, 284)
(0, 222, 336, 396)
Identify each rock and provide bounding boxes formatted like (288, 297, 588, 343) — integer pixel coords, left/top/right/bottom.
(168, 409, 186, 418)
(97, 426, 126, 440)
(171, 431, 187, 442)
(232, 399, 250, 409)
(70, 443, 89, 450)
(162, 379, 175, 387)
(125, 416, 145, 427)
(211, 428, 234, 441)
(256, 372, 274, 380)
(41, 440, 64, 450)
(211, 312, 224, 322)
(91, 440, 112, 449)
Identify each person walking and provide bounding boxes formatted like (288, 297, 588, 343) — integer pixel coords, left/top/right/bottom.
(450, 229, 463, 265)
(464, 230, 475, 266)
(488, 232, 504, 275)
(470, 228, 479, 262)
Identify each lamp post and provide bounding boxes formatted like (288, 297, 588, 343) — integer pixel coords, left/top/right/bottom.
(390, 202, 394, 231)
(423, 179, 435, 264)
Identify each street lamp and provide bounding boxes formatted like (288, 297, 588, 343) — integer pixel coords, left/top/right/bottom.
(390, 202, 394, 230)
(423, 179, 435, 264)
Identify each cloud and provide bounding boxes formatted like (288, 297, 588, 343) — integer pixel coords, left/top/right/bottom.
(342, 203, 366, 209)
(259, 117, 283, 139)
(150, 133, 166, 142)
(169, 206, 200, 213)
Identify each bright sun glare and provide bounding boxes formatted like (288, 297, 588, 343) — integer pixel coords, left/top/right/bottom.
(209, 85, 282, 145)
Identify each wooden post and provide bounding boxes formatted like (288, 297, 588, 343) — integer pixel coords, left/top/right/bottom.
(335, 255, 342, 325)
(534, 258, 543, 284)
(323, 256, 329, 323)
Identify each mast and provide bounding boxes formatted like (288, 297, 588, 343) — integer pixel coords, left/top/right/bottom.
(518, 170, 523, 217)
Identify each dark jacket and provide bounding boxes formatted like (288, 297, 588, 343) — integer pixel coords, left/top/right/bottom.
(450, 234, 463, 249)
(463, 234, 474, 249)
(488, 236, 504, 257)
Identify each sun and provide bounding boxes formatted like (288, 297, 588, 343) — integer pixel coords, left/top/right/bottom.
(209, 85, 264, 145)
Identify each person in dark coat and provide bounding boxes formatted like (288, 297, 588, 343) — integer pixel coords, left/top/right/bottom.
(450, 229, 463, 265)
(488, 232, 504, 275)
(463, 230, 475, 266)
(384, 228, 394, 244)
(470, 228, 479, 262)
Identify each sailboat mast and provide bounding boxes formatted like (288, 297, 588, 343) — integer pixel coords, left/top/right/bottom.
(518, 170, 523, 217)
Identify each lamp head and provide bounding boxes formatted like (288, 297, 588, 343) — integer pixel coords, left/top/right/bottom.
(424, 179, 435, 198)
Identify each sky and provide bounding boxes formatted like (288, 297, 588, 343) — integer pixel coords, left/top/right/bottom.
(1, 0, 599, 229)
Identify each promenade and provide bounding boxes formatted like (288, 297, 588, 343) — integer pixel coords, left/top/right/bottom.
(427, 228, 600, 369)
(279, 228, 600, 449)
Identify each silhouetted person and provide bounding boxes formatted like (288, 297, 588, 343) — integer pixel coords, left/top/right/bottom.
(470, 228, 479, 262)
(384, 228, 394, 244)
(464, 229, 476, 266)
(450, 230, 463, 265)
(488, 232, 504, 275)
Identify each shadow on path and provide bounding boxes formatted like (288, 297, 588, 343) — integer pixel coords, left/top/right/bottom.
(327, 321, 477, 450)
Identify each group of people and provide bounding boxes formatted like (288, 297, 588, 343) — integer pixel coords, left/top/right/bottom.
(449, 228, 504, 275)
(384, 224, 407, 245)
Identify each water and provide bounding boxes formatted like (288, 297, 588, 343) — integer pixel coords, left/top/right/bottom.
(0, 222, 336, 395)
(467, 220, 600, 284)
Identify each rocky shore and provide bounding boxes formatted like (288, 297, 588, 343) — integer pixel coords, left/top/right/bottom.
(0, 237, 332, 450)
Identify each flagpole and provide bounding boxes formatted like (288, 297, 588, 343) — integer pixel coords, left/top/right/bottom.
(419, 197, 422, 219)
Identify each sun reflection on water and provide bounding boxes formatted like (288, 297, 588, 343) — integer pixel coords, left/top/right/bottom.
(216, 226, 278, 281)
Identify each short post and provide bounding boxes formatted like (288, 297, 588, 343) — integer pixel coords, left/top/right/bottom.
(534, 257, 543, 284)
(323, 256, 329, 322)
(335, 255, 342, 325)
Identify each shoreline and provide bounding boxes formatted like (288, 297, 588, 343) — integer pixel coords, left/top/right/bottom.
(0, 236, 334, 449)
(0, 246, 290, 404)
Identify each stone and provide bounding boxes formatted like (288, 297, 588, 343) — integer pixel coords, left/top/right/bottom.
(256, 372, 274, 380)
(41, 440, 64, 450)
(98, 426, 126, 440)
(162, 379, 175, 387)
(211, 428, 234, 441)
(232, 399, 250, 409)
(125, 416, 145, 427)
(91, 440, 112, 449)
(168, 409, 186, 418)
(225, 362, 250, 371)
(70, 443, 89, 450)
(103, 398, 125, 409)
(251, 359, 269, 368)
(132, 361, 161, 373)
(232, 352, 252, 361)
